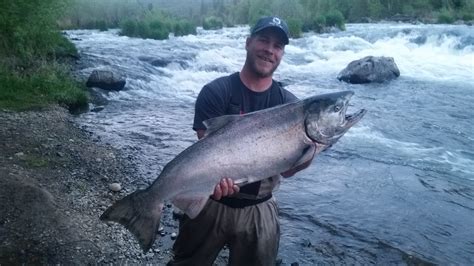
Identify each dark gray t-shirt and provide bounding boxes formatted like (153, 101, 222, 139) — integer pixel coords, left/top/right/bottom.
(193, 72, 298, 199)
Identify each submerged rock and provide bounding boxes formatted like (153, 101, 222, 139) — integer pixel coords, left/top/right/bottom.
(337, 56, 400, 84)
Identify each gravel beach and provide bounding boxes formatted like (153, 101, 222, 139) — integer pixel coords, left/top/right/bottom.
(0, 106, 189, 264)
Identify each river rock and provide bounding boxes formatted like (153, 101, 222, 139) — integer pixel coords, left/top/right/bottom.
(108, 182, 122, 192)
(86, 70, 126, 91)
(337, 56, 400, 84)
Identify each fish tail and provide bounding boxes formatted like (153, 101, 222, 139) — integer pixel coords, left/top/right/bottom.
(100, 189, 163, 252)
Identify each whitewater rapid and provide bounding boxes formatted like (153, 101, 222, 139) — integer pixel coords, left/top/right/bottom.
(68, 22, 474, 265)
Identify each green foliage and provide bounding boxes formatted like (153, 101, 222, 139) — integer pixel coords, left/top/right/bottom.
(119, 10, 196, 40)
(145, 20, 165, 39)
(402, 4, 416, 16)
(23, 154, 49, 168)
(173, 20, 197, 36)
(247, 0, 273, 25)
(368, 0, 384, 18)
(0, 64, 88, 111)
(308, 15, 327, 33)
(437, 8, 455, 23)
(461, 12, 473, 21)
(53, 34, 79, 58)
(0, 0, 87, 111)
(326, 10, 346, 30)
(82, 20, 109, 31)
(271, 0, 305, 19)
(203, 16, 224, 30)
(120, 10, 171, 40)
(0, 0, 67, 61)
(121, 20, 137, 37)
(60, 0, 473, 38)
(286, 18, 303, 38)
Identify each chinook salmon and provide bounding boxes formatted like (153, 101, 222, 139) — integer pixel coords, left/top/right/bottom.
(100, 90, 366, 252)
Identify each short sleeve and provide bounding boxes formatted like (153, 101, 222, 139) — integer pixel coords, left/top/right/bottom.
(193, 84, 228, 131)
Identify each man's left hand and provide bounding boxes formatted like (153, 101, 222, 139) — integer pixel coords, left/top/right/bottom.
(211, 177, 240, 200)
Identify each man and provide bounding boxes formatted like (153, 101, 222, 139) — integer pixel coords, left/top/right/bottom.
(168, 16, 314, 266)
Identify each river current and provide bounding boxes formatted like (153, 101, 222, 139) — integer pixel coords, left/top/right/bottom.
(67, 23, 474, 265)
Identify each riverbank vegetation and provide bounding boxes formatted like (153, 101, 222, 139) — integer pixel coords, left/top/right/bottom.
(61, 0, 474, 40)
(0, 0, 87, 111)
(1, 0, 472, 110)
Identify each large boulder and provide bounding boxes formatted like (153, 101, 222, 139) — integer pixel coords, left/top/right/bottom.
(337, 56, 400, 84)
(86, 70, 126, 91)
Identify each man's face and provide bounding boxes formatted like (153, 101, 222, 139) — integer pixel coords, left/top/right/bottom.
(245, 28, 286, 78)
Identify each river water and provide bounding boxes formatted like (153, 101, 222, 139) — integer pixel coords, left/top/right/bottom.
(67, 23, 474, 265)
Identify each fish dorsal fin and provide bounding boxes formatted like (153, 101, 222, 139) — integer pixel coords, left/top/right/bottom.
(203, 115, 241, 137)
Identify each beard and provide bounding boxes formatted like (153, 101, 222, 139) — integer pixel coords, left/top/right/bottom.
(246, 52, 280, 78)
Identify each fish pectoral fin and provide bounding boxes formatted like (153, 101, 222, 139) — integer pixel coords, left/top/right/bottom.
(233, 175, 260, 186)
(172, 196, 209, 219)
(233, 177, 249, 186)
(291, 144, 316, 168)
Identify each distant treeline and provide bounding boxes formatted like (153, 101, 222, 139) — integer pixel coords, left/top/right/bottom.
(60, 0, 474, 39)
(1, 0, 472, 110)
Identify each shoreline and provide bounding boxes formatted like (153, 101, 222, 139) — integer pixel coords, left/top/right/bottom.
(0, 106, 179, 264)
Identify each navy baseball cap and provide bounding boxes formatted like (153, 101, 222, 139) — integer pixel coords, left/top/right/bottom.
(251, 16, 290, 45)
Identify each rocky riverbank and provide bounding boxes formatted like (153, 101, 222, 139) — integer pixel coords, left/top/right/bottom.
(0, 107, 191, 264)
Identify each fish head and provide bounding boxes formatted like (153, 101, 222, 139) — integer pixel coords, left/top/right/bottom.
(304, 91, 366, 146)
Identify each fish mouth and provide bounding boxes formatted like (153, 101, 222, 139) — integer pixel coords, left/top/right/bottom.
(344, 108, 367, 128)
(326, 108, 366, 144)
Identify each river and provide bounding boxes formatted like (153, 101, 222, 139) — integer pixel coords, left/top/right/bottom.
(67, 23, 474, 265)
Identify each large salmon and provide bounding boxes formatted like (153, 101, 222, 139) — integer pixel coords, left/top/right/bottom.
(100, 90, 366, 252)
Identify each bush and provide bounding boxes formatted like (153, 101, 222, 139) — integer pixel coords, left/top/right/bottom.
(121, 15, 197, 40)
(0, 0, 88, 112)
(311, 15, 326, 33)
(53, 34, 79, 58)
(83, 20, 108, 31)
(286, 18, 303, 38)
(121, 20, 137, 37)
(325, 10, 346, 30)
(461, 12, 473, 21)
(437, 9, 455, 23)
(136, 21, 151, 38)
(96, 20, 108, 31)
(173, 20, 197, 36)
(148, 19, 170, 40)
(203, 16, 224, 30)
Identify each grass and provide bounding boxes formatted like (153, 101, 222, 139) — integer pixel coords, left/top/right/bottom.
(0, 63, 88, 111)
(23, 154, 49, 168)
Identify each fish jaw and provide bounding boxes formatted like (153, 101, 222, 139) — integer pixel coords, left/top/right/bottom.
(304, 91, 366, 145)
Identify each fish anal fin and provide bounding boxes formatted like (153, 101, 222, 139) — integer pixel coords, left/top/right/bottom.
(172, 196, 209, 219)
(203, 115, 241, 137)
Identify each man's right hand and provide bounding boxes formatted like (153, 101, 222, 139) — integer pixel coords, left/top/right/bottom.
(212, 178, 240, 200)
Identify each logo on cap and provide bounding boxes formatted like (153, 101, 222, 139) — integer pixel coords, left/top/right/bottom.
(270, 17, 281, 27)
